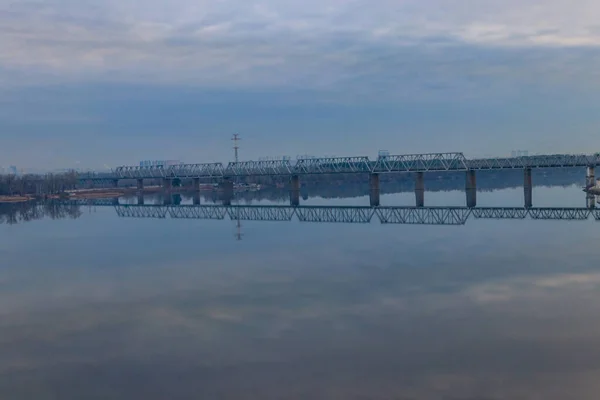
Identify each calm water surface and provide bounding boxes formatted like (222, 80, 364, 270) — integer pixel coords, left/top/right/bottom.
(1, 181, 600, 399)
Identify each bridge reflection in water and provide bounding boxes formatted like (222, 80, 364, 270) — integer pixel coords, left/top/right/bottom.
(106, 204, 600, 226)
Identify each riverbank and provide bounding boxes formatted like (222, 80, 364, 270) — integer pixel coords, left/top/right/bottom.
(0, 196, 34, 203)
(0, 189, 127, 203)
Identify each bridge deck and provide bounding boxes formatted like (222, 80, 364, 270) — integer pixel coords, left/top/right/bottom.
(78, 152, 600, 181)
(68, 203, 600, 225)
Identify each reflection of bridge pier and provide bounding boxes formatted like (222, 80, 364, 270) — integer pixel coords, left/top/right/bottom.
(415, 172, 425, 207)
(137, 194, 144, 205)
(193, 193, 201, 205)
(587, 193, 596, 209)
(466, 170, 477, 208)
(587, 166, 595, 188)
(290, 174, 300, 206)
(524, 168, 533, 208)
(110, 204, 600, 226)
(370, 173, 380, 207)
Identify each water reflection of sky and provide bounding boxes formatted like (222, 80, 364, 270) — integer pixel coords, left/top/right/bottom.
(1, 185, 600, 399)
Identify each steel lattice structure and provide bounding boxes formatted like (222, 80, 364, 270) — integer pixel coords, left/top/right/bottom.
(166, 163, 225, 178)
(293, 157, 372, 175)
(373, 153, 468, 173)
(114, 205, 168, 219)
(376, 207, 472, 225)
(227, 206, 296, 221)
(225, 160, 293, 176)
(471, 207, 529, 219)
(168, 205, 227, 219)
(81, 152, 600, 181)
(295, 206, 375, 223)
(114, 163, 225, 179)
(104, 204, 600, 224)
(528, 208, 591, 220)
(467, 154, 600, 170)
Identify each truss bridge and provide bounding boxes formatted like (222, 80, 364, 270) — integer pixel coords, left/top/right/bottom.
(101, 204, 600, 226)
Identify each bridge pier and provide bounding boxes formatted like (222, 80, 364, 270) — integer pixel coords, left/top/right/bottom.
(524, 168, 533, 208)
(587, 166, 595, 188)
(221, 178, 234, 206)
(465, 170, 477, 208)
(369, 173, 380, 207)
(290, 175, 300, 206)
(415, 172, 425, 207)
(192, 178, 201, 191)
(163, 178, 172, 191)
(112, 179, 119, 188)
(587, 193, 596, 209)
(137, 179, 144, 191)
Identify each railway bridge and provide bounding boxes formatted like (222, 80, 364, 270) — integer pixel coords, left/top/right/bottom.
(77, 152, 600, 208)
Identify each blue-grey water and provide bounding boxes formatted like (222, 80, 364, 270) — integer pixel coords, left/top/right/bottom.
(1, 179, 600, 399)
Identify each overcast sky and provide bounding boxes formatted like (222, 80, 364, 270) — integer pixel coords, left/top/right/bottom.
(1, 0, 600, 170)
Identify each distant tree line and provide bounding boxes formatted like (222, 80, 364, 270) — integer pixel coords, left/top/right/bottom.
(0, 172, 79, 196)
(0, 201, 82, 225)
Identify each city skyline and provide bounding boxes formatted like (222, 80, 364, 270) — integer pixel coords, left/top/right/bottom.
(2, 0, 600, 170)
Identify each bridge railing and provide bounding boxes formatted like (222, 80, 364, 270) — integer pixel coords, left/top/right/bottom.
(97, 152, 600, 181)
(373, 153, 469, 172)
(293, 157, 372, 174)
(109, 204, 600, 224)
(467, 154, 600, 169)
(225, 160, 292, 176)
(168, 163, 225, 178)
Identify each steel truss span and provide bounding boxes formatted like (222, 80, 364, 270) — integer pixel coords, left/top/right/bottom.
(373, 153, 468, 173)
(376, 207, 471, 225)
(108, 204, 600, 225)
(296, 206, 375, 223)
(82, 152, 600, 181)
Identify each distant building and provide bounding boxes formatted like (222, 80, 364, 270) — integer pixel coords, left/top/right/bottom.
(511, 150, 529, 158)
(139, 160, 181, 168)
(9, 166, 18, 175)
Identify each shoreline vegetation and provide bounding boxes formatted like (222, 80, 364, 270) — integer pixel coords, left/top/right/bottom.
(0, 189, 127, 203)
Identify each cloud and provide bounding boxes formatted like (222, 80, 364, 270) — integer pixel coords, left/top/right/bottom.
(1, 0, 600, 97)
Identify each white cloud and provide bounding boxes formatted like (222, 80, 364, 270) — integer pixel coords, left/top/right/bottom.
(1, 0, 600, 96)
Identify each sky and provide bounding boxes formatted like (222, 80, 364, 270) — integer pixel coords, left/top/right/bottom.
(1, 0, 600, 170)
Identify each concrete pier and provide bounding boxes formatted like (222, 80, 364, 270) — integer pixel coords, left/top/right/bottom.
(137, 179, 144, 191)
(163, 178, 172, 191)
(587, 166, 595, 188)
(524, 168, 533, 208)
(369, 173, 380, 207)
(465, 170, 477, 208)
(192, 177, 201, 191)
(221, 178, 234, 206)
(587, 193, 596, 209)
(112, 179, 119, 188)
(290, 175, 300, 206)
(415, 172, 425, 207)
